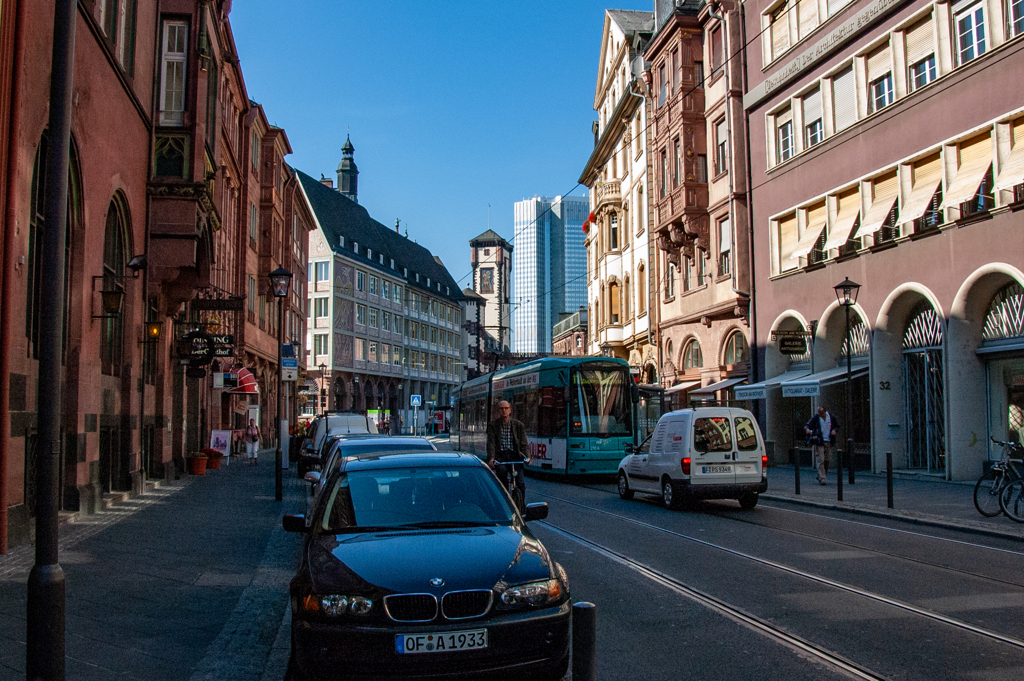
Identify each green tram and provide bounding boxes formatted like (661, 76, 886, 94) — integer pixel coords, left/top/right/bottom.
(452, 357, 635, 477)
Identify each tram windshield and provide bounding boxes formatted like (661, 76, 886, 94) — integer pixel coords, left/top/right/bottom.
(571, 367, 632, 436)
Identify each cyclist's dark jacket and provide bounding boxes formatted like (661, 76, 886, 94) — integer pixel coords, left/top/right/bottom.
(486, 418, 529, 463)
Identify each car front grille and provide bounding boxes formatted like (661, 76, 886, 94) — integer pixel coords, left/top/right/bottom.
(384, 594, 438, 622)
(441, 590, 492, 620)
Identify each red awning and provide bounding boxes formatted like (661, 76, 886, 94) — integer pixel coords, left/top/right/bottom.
(227, 367, 259, 394)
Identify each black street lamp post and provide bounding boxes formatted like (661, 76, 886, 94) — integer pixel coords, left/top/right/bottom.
(270, 267, 292, 502)
(27, 1, 76, 677)
(834, 277, 861, 497)
(318, 362, 327, 415)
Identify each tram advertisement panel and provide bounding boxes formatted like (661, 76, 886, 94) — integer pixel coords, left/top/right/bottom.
(527, 437, 567, 471)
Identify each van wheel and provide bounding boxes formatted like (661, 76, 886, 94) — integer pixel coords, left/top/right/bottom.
(662, 479, 681, 510)
(738, 493, 759, 510)
(618, 472, 634, 500)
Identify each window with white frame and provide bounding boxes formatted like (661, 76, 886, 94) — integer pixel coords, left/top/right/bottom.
(718, 218, 731, 275)
(369, 275, 378, 296)
(313, 334, 328, 357)
(673, 138, 682, 187)
(355, 338, 366, 360)
(382, 312, 391, 332)
(659, 64, 667, 106)
(249, 203, 258, 246)
(315, 261, 329, 282)
(715, 119, 728, 174)
(356, 304, 366, 326)
(697, 154, 708, 183)
(314, 297, 329, 318)
(666, 261, 676, 298)
(905, 17, 937, 91)
(159, 20, 188, 126)
(1010, 0, 1024, 37)
(866, 43, 894, 113)
(802, 88, 824, 147)
(369, 308, 379, 328)
(776, 109, 795, 163)
(955, 2, 987, 65)
(356, 271, 365, 291)
(610, 214, 619, 250)
(368, 342, 378, 363)
(382, 280, 391, 299)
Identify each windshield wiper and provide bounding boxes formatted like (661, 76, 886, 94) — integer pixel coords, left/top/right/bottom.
(396, 520, 502, 529)
(331, 525, 402, 534)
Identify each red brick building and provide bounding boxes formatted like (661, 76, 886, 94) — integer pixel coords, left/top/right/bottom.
(0, 0, 309, 552)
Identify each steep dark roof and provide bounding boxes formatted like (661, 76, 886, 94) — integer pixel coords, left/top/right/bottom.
(297, 170, 463, 303)
(461, 287, 486, 301)
(607, 9, 655, 34)
(469, 228, 510, 245)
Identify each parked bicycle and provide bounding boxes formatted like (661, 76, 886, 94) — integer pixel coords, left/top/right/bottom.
(973, 437, 1024, 518)
(493, 460, 526, 515)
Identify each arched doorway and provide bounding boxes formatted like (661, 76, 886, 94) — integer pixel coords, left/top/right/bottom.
(903, 301, 945, 472)
(982, 281, 1024, 449)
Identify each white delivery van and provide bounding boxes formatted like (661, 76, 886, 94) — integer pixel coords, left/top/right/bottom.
(617, 406, 767, 510)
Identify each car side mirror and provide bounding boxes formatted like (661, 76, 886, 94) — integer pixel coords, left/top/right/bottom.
(523, 502, 548, 522)
(282, 514, 308, 533)
(304, 471, 321, 484)
(624, 444, 635, 453)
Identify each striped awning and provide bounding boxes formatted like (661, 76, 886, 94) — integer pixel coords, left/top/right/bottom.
(227, 367, 259, 394)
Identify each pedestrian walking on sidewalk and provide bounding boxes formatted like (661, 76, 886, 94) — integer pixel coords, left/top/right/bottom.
(805, 406, 840, 485)
(245, 418, 262, 466)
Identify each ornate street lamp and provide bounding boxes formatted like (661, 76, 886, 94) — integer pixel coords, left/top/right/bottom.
(833, 277, 861, 496)
(270, 267, 292, 502)
(600, 341, 613, 358)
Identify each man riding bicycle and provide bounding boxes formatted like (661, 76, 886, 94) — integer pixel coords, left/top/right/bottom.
(486, 400, 531, 501)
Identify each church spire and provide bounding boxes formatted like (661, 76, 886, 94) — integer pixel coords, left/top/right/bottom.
(336, 134, 359, 203)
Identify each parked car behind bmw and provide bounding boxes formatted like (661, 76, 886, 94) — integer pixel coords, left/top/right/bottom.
(283, 452, 570, 681)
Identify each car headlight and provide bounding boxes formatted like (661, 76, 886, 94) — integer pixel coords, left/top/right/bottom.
(496, 579, 563, 609)
(293, 593, 374, 618)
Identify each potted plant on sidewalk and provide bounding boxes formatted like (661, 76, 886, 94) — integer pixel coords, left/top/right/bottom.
(186, 451, 208, 476)
(201, 447, 224, 470)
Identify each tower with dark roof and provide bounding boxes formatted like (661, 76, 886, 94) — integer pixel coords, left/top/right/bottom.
(336, 135, 359, 203)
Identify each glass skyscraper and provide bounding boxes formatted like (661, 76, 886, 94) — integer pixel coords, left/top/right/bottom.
(511, 194, 589, 353)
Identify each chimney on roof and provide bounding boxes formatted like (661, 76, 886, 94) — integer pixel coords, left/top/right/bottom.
(319, 174, 333, 189)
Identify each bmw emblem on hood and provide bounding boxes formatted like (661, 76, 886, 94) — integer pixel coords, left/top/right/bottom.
(430, 577, 444, 587)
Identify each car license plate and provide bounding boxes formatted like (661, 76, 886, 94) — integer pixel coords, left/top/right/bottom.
(396, 629, 488, 654)
(701, 465, 732, 474)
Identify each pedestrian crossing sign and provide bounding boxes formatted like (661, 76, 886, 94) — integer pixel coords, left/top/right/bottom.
(410, 394, 422, 407)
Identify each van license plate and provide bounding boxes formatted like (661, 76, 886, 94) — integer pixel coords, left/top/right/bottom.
(701, 465, 732, 474)
(396, 629, 487, 654)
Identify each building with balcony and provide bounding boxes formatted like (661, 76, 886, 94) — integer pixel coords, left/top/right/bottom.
(580, 9, 657, 382)
(552, 308, 589, 357)
(511, 195, 589, 354)
(299, 154, 464, 433)
(644, 0, 752, 408)
(743, 0, 1024, 479)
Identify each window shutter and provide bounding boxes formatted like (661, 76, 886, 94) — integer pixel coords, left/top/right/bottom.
(720, 218, 732, 253)
(900, 154, 943, 225)
(776, 107, 793, 126)
(832, 67, 857, 132)
(905, 17, 935, 65)
(827, 0, 849, 17)
(802, 88, 823, 124)
(772, 4, 791, 58)
(856, 171, 899, 237)
(792, 201, 828, 259)
(867, 43, 892, 83)
(824, 188, 861, 249)
(778, 213, 799, 266)
(798, 0, 819, 39)
(941, 133, 994, 208)
(995, 118, 1024, 191)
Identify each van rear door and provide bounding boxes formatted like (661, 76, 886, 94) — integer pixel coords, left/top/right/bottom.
(690, 415, 735, 486)
(733, 413, 763, 484)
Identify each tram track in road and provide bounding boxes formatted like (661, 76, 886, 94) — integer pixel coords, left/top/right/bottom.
(538, 520, 888, 681)
(536, 491, 1024, 654)
(567, 480, 1024, 588)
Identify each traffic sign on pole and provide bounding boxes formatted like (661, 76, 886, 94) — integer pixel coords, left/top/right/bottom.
(410, 394, 422, 407)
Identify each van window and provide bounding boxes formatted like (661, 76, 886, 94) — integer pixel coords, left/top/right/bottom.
(734, 416, 759, 451)
(693, 417, 733, 453)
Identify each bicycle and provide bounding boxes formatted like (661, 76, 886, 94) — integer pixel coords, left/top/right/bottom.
(493, 460, 527, 515)
(973, 437, 1024, 517)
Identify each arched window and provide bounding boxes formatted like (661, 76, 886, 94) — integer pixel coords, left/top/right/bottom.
(983, 281, 1024, 341)
(903, 301, 943, 349)
(666, 339, 673, 362)
(682, 339, 703, 371)
(101, 198, 128, 376)
(723, 332, 749, 365)
(609, 281, 621, 324)
(637, 264, 646, 314)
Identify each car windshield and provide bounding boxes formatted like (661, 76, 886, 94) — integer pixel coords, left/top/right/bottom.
(319, 467, 516, 533)
(570, 367, 632, 436)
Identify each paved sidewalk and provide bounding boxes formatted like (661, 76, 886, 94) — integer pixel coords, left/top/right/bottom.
(763, 464, 1024, 540)
(0, 450, 304, 681)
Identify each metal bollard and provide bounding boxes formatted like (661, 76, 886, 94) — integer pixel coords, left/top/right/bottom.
(836, 443, 844, 502)
(572, 601, 596, 681)
(886, 452, 894, 509)
(848, 437, 855, 485)
(794, 448, 801, 495)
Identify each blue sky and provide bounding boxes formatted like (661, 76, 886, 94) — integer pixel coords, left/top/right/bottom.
(230, 0, 650, 289)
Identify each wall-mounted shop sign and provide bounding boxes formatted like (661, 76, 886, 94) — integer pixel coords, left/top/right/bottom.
(779, 337, 808, 355)
(782, 383, 819, 397)
(192, 297, 245, 311)
(743, 0, 906, 110)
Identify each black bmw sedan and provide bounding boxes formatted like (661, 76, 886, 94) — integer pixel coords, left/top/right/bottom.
(283, 452, 571, 681)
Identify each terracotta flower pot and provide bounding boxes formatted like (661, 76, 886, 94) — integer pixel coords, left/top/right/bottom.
(187, 456, 208, 476)
(206, 456, 222, 470)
